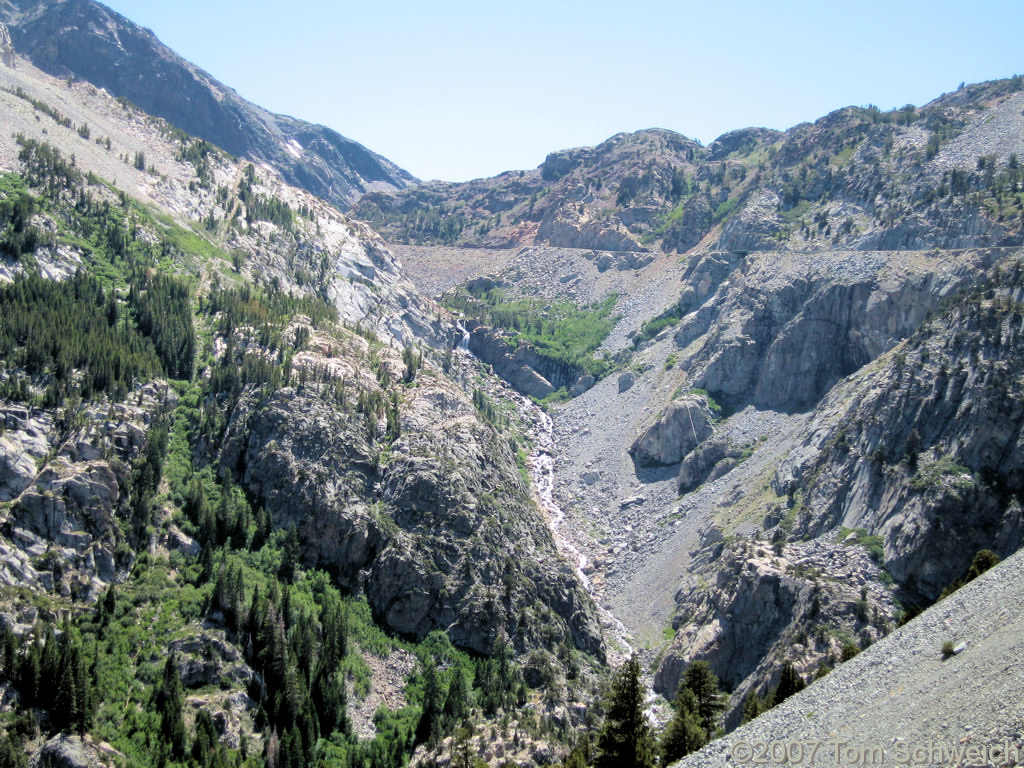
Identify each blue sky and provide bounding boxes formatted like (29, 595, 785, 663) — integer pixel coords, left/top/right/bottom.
(100, 0, 1024, 182)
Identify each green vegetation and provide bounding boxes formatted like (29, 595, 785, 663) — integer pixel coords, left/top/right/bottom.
(838, 527, 885, 564)
(634, 300, 686, 346)
(471, 387, 509, 431)
(660, 661, 724, 763)
(445, 281, 617, 379)
(592, 655, 654, 768)
(688, 388, 722, 416)
(0, 272, 164, 403)
(2, 86, 73, 129)
(237, 165, 295, 231)
(0, 173, 52, 261)
(910, 455, 975, 493)
(922, 153, 1024, 228)
(939, 549, 1000, 600)
(0, 115, 630, 768)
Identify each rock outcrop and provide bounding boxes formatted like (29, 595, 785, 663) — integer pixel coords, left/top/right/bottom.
(656, 258, 1024, 725)
(665, 248, 1000, 412)
(629, 395, 716, 467)
(215, 337, 604, 658)
(465, 323, 592, 400)
(676, 433, 749, 492)
(673, 550, 1024, 766)
(536, 210, 647, 253)
(0, 383, 175, 599)
(772, 265, 1024, 600)
(656, 534, 898, 728)
(31, 734, 111, 767)
(0, 23, 15, 68)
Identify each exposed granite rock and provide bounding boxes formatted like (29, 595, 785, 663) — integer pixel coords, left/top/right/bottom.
(628, 395, 716, 467)
(660, 196, 712, 254)
(216, 347, 604, 659)
(707, 127, 781, 161)
(672, 551, 1024, 766)
(0, 22, 15, 68)
(0, 0, 415, 209)
(537, 209, 647, 253)
(716, 88, 1024, 255)
(541, 147, 596, 182)
(465, 323, 589, 400)
(772, 267, 1024, 600)
(677, 434, 748, 493)
(0, 382, 175, 598)
(589, 249, 655, 272)
(170, 631, 257, 689)
(656, 535, 898, 728)
(466, 325, 555, 400)
(185, 692, 257, 751)
(670, 248, 1000, 412)
(31, 734, 115, 767)
(658, 258, 1024, 728)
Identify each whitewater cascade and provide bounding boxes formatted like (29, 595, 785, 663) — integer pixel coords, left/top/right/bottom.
(453, 331, 635, 659)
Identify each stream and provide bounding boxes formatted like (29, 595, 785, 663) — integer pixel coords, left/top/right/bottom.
(455, 323, 635, 661)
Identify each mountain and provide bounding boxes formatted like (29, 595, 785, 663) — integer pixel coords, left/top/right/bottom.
(0, 0, 416, 209)
(355, 77, 1024, 260)
(362, 73, 1024, 741)
(0, 34, 604, 767)
(673, 547, 1024, 766)
(2, 2, 1024, 762)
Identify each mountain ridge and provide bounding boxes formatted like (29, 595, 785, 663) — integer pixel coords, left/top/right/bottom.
(1, 5, 1024, 765)
(0, 0, 417, 210)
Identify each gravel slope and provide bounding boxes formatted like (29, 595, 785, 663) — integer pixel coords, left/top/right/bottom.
(674, 549, 1024, 767)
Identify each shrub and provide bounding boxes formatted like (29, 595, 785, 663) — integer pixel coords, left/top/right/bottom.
(840, 642, 860, 662)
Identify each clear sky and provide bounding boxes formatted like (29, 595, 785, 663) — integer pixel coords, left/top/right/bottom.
(99, 0, 1024, 183)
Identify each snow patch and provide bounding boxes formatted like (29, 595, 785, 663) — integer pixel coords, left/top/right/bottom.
(283, 139, 303, 160)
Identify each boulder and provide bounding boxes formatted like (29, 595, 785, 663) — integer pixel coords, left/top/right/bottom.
(31, 734, 112, 767)
(629, 395, 716, 467)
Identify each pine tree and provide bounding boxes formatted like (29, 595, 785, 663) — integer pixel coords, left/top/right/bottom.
(18, 635, 42, 709)
(416, 659, 443, 747)
(154, 655, 187, 759)
(39, 625, 60, 711)
(681, 660, 725, 739)
(53, 635, 82, 733)
(443, 666, 470, 729)
(0, 626, 16, 677)
(0, 733, 26, 768)
(660, 688, 707, 763)
(593, 655, 655, 768)
(771, 661, 805, 705)
(192, 709, 219, 767)
(741, 688, 766, 723)
(312, 664, 347, 737)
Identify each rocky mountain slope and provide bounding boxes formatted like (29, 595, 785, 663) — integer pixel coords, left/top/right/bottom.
(673, 547, 1024, 767)
(0, 32, 432, 343)
(354, 78, 1024, 262)
(0, 0, 416, 209)
(358, 72, 1024, 742)
(0, 36, 607, 767)
(2, 2, 1024, 762)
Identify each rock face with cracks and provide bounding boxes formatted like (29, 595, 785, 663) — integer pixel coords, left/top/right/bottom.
(654, 255, 1024, 724)
(216, 353, 604, 659)
(629, 395, 717, 467)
